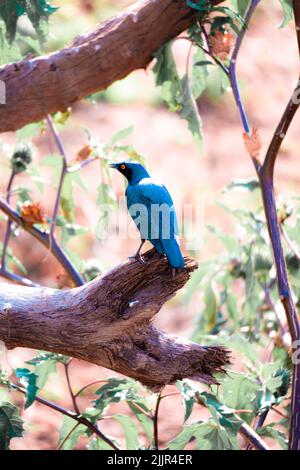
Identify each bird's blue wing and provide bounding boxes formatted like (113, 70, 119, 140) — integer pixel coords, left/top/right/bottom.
(127, 179, 184, 268)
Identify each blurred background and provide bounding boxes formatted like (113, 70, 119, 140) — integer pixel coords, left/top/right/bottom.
(0, 0, 299, 449)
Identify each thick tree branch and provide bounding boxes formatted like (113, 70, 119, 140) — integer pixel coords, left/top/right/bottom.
(0, 249, 230, 388)
(0, 0, 223, 132)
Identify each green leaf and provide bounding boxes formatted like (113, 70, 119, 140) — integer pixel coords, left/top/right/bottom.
(180, 75, 202, 151)
(0, 0, 58, 43)
(87, 436, 118, 450)
(58, 416, 86, 450)
(16, 122, 43, 140)
(94, 378, 142, 415)
(203, 283, 218, 332)
(213, 370, 260, 422)
(224, 178, 260, 193)
(33, 359, 57, 390)
(194, 420, 239, 450)
(15, 368, 38, 409)
(96, 183, 116, 206)
(226, 292, 239, 327)
(26, 352, 67, 389)
(177, 380, 197, 422)
(113, 414, 139, 450)
(191, 48, 209, 99)
(169, 423, 199, 450)
(0, 402, 24, 449)
(153, 42, 182, 112)
(198, 392, 242, 433)
(61, 173, 75, 222)
(127, 402, 153, 443)
(231, 0, 249, 17)
(257, 425, 288, 450)
(278, 0, 293, 28)
(169, 420, 239, 450)
(153, 42, 202, 149)
(110, 126, 134, 145)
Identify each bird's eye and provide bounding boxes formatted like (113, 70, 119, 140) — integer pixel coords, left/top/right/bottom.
(120, 164, 126, 170)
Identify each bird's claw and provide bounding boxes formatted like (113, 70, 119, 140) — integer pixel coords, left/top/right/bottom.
(129, 254, 146, 264)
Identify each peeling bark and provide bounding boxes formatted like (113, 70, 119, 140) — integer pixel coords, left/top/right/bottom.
(0, 250, 230, 387)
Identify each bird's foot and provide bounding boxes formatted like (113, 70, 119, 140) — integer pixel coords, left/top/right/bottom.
(129, 253, 146, 265)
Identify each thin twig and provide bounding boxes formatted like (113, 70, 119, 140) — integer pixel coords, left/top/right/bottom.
(0, 269, 40, 287)
(64, 361, 80, 414)
(281, 224, 300, 263)
(57, 422, 80, 450)
(239, 421, 269, 451)
(11, 382, 119, 450)
(46, 115, 68, 242)
(1, 170, 16, 270)
(153, 391, 163, 450)
(74, 379, 108, 398)
(228, 0, 261, 135)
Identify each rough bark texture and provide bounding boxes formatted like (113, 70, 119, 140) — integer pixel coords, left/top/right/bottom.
(0, 249, 230, 388)
(0, 0, 222, 132)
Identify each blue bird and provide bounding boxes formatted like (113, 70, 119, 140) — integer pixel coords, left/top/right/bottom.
(109, 161, 184, 269)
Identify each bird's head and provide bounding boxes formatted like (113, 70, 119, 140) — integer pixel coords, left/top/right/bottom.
(109, 161, 150, 185)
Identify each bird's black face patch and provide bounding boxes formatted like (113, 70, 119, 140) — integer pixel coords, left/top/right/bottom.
(117, 164, 133, 183)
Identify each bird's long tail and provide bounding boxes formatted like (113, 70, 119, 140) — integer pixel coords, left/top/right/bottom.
(161, 238, 184, 269)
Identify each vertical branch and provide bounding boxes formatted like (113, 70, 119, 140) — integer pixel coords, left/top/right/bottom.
(197, 0, 300, 448)
(46, 115, 68, 241)
(228, 0, 261, 134)
(64, 361, 80, 415)
(226, 0, 300, 450)
(1, 170, 16, 270)
(153, 391, 163, 450)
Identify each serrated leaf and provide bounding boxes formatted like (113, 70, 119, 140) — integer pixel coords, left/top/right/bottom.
(0, 402, 24, 449)
(33, 359, 57, 390)
(177, 380, 197, 422)
(94, 378, 141, 415)
(198, 392, 242, 433)
(15, 368, 38, 409)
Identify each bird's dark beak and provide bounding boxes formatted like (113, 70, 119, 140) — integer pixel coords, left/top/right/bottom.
(109, 163, 118, 169)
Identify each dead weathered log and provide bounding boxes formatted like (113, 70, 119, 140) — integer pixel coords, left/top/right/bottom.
(0, 249, 230, 387)
(0, 0, 223, 132)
